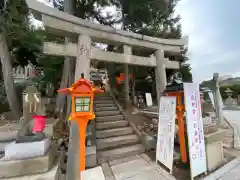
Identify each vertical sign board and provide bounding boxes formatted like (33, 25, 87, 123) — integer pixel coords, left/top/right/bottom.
(145, 93, 153, 107)
(183, 83, 207, 179)
(156, 96, 176, 173)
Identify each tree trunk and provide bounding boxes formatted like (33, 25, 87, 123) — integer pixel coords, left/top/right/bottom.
(65, 58, 75, 120)
(0, 34, 21, 119)
(55, 55, 70, 116)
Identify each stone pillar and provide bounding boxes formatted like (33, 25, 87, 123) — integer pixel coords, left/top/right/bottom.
(24, 66, 27, 78)
(212, 73, 225, 125)
(155, 50, 167, 104)
(67, 34, 93, 180)
(75, 35, 91, 79)
(124, 45, 131, 107)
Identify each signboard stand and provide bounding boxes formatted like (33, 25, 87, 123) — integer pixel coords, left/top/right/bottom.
(183, 83, 207, 180)
(156, 96, 177, 174)
(145, 93, 153, 107)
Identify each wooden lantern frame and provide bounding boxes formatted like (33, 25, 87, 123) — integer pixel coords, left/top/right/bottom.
(58, 77, 103, 172)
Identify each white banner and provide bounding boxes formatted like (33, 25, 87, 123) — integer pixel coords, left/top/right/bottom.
(156, 96, 176, 172)
(184, 83, 207, 178)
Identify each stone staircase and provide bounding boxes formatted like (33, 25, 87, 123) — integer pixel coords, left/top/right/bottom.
(94, 93, 145, 164)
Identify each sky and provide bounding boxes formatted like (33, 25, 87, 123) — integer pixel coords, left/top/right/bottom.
(176, 0, 240, 83)
(35, 0, 240, 83)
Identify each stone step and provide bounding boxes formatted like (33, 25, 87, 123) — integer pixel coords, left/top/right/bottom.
(97, 134, 139, 150)
(95, 96, 113, 100)
(225, 130, 234, 136)
(96, 127, 133, 138)
(223, 137, 234, 148)
(95, 110, 121, 117)
(97, 144, 145, 164)
(96, 115, 124, 122)
(95, 103, 115, 108)
(96, 93, 110, 97)
(94, 100, 114, 104)
(95, 106, 118, 112)
(96, 120, 128, 130)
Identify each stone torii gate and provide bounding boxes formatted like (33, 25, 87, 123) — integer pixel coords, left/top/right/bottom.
(26, 0, 187, 178)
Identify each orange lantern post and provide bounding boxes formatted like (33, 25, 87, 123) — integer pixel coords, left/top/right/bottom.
(163, 81, 188, 164)
(58, 77, 103, 172)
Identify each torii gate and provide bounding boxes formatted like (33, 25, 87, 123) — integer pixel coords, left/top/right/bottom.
(26, 0, 188, 179)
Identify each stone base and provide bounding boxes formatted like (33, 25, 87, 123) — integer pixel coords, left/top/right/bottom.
(0, 143, 58, 178)
(204, 128, 228, 144)
(234, 140, 240, 150)
(0, 123, 21, 141)
(141, 135, 156, 151)
(86, 146, 97, 168)
(0, 141, 13, 152)
(222, 129, 234, 148)
(44, 118, 60, 137)
(0, 162, 59, 180)
(3, 138, 51, 161)
(206, 141, 224, 172)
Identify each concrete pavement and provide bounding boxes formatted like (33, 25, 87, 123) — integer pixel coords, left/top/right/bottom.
(82, 166, 105, 180)
(0, 163, 58, 180)
(203, 156, 240, 180)
(101, 154, 175, 180)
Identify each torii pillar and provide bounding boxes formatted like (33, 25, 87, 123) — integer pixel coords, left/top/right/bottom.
(124, 45, 132, 107)
(155, 50, 167, 104)
(67, 34, 93, 180)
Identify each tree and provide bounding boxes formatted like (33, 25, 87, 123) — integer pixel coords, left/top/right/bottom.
(31, 28, 65, 87)
(0, 0, 30, 119)
(111, 0, 192, 91)
(0, 0, 57, 118)
(179, 63, 192, 82)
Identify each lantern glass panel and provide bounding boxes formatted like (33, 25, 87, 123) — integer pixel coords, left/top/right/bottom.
(75, 97, 91, 112)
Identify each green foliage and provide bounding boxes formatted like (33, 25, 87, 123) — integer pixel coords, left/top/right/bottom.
(13, 27, 43, 66)
(53, 0, 117, 24)
(38, 56, 64, 88)
(111, 0, 191, 85)
(179, 64, 193, 82)
(220, 84, 240, 99)
(29, 28, 65, 88)
(0, 81, 30, 113)
(200, 79, 213, 88)
(121, 0, 182, 38)
(1, 0, 43, 67)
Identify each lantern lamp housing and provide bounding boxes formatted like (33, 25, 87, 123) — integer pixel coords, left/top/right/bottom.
(75, 96, 91, 112)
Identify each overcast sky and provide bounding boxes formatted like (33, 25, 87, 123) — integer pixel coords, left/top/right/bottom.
(176, 0, 240, 82)
(36, 0, 240, 83)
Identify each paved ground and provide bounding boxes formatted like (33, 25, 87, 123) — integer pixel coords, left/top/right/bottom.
(203, 156, 240, 180)
(82, 166, 105, 180)
(0, 163, 58, 180)
(101, 154, 176, 180)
